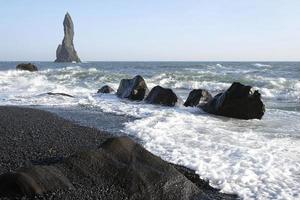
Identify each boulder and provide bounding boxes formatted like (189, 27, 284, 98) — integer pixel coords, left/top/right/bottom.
(0, 166, 74, 197)
(200, 82, 265, 119)
(116, 75, 148, 100)
(184, 89, 212, 107)
(97, 85, 114, 94)
(145, 86, 178, 106)
(63, 136, 201, 200)
(55, 13, 81, 63)
(16, 63, 38, 72)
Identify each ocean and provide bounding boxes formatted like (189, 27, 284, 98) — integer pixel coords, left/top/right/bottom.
(0, 61, 299, 199)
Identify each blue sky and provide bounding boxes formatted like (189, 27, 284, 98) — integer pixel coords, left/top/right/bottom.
(0, 0, 299, 61)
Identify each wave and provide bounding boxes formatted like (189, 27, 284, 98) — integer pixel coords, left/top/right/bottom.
(0, 66, 299, 107)
(252, 63, 272, 67)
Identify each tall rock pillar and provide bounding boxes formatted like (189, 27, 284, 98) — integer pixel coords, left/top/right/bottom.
(55, 13, 81, 63)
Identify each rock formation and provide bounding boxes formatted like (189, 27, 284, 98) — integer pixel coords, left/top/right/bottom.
(184, 89, 212, 107)
(200, 82, 265, 119)
(145, 86, 178, 106)
(97, 85, 114, 94)
(63, 137, 201, 200)
(117, 75, 149, 100)
(55, 13, 81, 63)
(16, 63, 38, 72)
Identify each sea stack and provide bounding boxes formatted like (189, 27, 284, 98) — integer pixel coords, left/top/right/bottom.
(55, 13, 81, 63)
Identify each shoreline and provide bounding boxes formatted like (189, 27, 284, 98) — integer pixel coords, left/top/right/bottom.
(0, 106, 237, 199)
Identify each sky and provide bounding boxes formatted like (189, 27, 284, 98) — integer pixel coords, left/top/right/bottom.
(0, 0, 299, 61)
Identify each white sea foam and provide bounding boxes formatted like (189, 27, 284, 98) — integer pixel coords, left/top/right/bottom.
(124, 108, 300, 200)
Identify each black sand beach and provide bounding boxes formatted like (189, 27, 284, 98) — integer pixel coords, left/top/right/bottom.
(0, 106, 237, 199)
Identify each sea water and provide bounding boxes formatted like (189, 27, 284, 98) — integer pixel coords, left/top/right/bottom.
(0, 61, 299, 199)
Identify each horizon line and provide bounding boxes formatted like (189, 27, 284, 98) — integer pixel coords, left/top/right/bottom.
(1, 60, 300, 63)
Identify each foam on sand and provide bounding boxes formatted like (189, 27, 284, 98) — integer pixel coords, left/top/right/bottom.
(124, 108, 300, 199)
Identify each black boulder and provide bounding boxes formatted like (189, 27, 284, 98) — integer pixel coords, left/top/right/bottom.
(200, 82, 265, 119)
(145, 86, 178, 106)
(184, 89, 212, 107)
(97, 85, 114, 94)
(0, 166, 74, 197)
(16, 63, 38, 72)
(117, 75, 148, 100)
(63, 136, 201, 200)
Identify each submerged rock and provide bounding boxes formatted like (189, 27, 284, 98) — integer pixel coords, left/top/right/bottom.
(16, 63, 38, 72)
(47, 92, 74, 98)
(184, 89, 212, 107)
(145, 86, 178, 106)
(0, 166, 74, 197)
(200, 82, 265, 119)
(97, 85, 114, 94)
(55, 13, 81, 63)
(117, 75, 148, 100)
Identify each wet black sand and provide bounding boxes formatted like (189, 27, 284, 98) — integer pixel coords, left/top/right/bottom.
(0, 106, 237, 199)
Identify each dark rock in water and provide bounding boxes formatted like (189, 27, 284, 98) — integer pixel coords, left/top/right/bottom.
(0, 166, 74, 197)
(47, 92, 74, 98)
(97, 85, 114, 94)
(117, 75, 148, 100)
(16, 63, 38, 72)
(63, 136, 201, 200)
(55, 13, 81, 63)
(201, 82, 265, 119)
(184, 89, 212, 107)
(145, 86, 178, 106)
